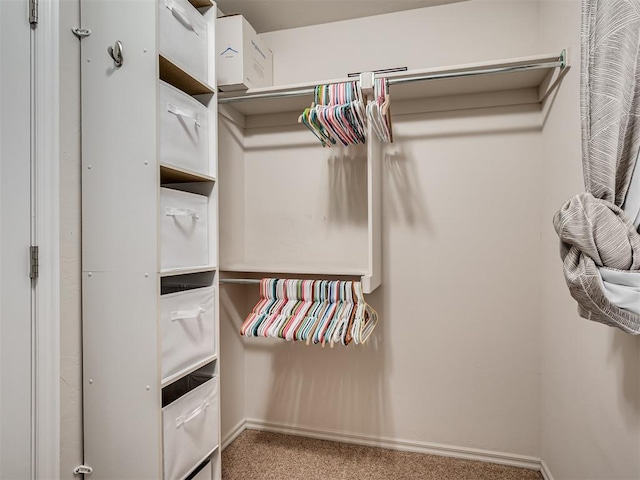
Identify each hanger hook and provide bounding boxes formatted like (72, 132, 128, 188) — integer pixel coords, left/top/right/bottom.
(107, 40, 123, 68)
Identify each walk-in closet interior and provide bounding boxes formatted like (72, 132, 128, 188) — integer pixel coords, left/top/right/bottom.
(58, 1, 640, 479)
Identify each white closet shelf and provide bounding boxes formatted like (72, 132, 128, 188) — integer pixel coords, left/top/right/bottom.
(161, 265, 218, 277)
(160, 55, 215, 96)
(220, 262, 368, 278)
(218, 51, 567, 116)
(188, 0, 214, 8)
(160, 163, 216, 184)
(161, 355, 218, 388)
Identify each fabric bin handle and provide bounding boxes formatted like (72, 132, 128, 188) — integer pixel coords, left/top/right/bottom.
(165, 0, 199, 36)
(167, 102, 201, 127)
(175, 397, 212, 428)
(165, 207, 200, 220)
(171, 306, 206, 322)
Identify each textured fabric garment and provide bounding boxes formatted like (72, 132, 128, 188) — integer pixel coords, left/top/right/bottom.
(553, 0, 640, 333)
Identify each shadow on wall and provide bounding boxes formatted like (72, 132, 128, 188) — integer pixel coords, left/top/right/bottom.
(243, 124, 327, 152)
(328, 146, 368, 227)
(247, 284, 393, 440)
(392, 104, 543, 141)
(383, 145, 432, 230)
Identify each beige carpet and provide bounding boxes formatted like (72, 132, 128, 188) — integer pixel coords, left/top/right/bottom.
(222, 430, 543, 480)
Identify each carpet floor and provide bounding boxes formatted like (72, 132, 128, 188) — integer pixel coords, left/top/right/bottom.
(222, 430, 543, 480)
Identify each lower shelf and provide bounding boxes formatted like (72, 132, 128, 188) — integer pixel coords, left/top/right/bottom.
(220, 262, 367, 278)
(161, 265, 218, 277)
(162, 355, 218, 388)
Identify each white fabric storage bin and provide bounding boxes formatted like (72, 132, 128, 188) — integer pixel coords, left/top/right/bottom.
(159, 0, 209, 83)
(190, 461, 212, 480)
(159, 81, 209, 175)
(161, 286, 215, 384)
(163, 378, 219, 480)
(161, 188, 208, 270)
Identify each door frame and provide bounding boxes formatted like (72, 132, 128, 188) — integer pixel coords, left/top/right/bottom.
(33, 0, 60, 477)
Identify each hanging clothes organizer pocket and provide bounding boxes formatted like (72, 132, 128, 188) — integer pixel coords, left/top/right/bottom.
(161, 286, 215, 384)
(160, 187, 209, 270)
(159, 0, 209, 83)
(162, 377, 219, 480)
(159, 81, 209, 175)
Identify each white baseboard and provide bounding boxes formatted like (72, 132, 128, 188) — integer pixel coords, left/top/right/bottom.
(245, 418, 541, 471)
(540, 459, 555, 480)
(221, 419, 247, 451)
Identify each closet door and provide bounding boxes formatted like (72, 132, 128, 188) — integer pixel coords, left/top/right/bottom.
(80, 1, 161, 478)
(0, 1, 34, 477)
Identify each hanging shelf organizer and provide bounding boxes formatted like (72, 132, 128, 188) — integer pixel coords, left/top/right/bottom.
(218, 50, 569, 295)
(218, 50, 567, 115)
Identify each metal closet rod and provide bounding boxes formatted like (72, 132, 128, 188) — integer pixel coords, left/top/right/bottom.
(218, 50, 567, 104)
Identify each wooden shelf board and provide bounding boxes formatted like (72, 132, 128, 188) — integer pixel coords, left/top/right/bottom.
(160, 163, 216, 184)
(161, 354, 218, 388)
(218, 52, 564, 116)
(220, 262, 367, 278)
(159, 55, 215, 96)
(161, 265, 218, 277)
(188, 0, 214, 8)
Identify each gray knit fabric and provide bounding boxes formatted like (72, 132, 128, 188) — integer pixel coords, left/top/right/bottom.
(553, 0, 640, 333)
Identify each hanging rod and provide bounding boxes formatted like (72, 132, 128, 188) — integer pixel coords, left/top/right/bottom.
(218, 50, 567, 105)
(220, 278, 261, 285)
(219, 87, 317, 104)
(387, 54, 566, 87)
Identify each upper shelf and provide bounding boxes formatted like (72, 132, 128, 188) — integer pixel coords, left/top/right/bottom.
(160, 55, 215, 96)
(188, 0, 214, 7)
(218, 51, 567, 116)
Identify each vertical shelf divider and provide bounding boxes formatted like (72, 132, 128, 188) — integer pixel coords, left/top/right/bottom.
(361, 72, 383, 294)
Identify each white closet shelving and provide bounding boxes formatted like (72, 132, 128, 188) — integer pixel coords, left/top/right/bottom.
(219, 71, 384, 293)
(218, 51, 567, 294)
(81, 0, 221, 478)
(219, 51, 566, 116)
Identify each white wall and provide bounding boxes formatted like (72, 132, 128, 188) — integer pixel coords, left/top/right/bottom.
(218, 113, 248, 440)
(219, 0, 545, 458)
(264, 0, 542, 86)
(539, 1, 640, 478)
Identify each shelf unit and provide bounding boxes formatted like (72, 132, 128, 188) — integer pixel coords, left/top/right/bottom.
(161, 163, 217, 184)
(217, 51, 567, 293)
(219, 51, 567, 116)
(219, 73, 382, 293)
(81, 0, 220, 479)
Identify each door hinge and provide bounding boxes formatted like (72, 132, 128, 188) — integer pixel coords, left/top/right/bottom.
(29, 0, 38, 26)
(72, 27, 92, 39)
(29, 246, 38, 279)
(73, 465, 93, 475)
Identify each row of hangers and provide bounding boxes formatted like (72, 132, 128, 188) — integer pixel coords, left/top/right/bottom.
(298, 79, 393, 147)
(368, 77, 393, 143)
(299, 82, 367, 147)
(240, 278, 379, 347)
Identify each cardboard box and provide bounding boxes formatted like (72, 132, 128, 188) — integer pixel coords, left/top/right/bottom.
(217, 15, 273, 91)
